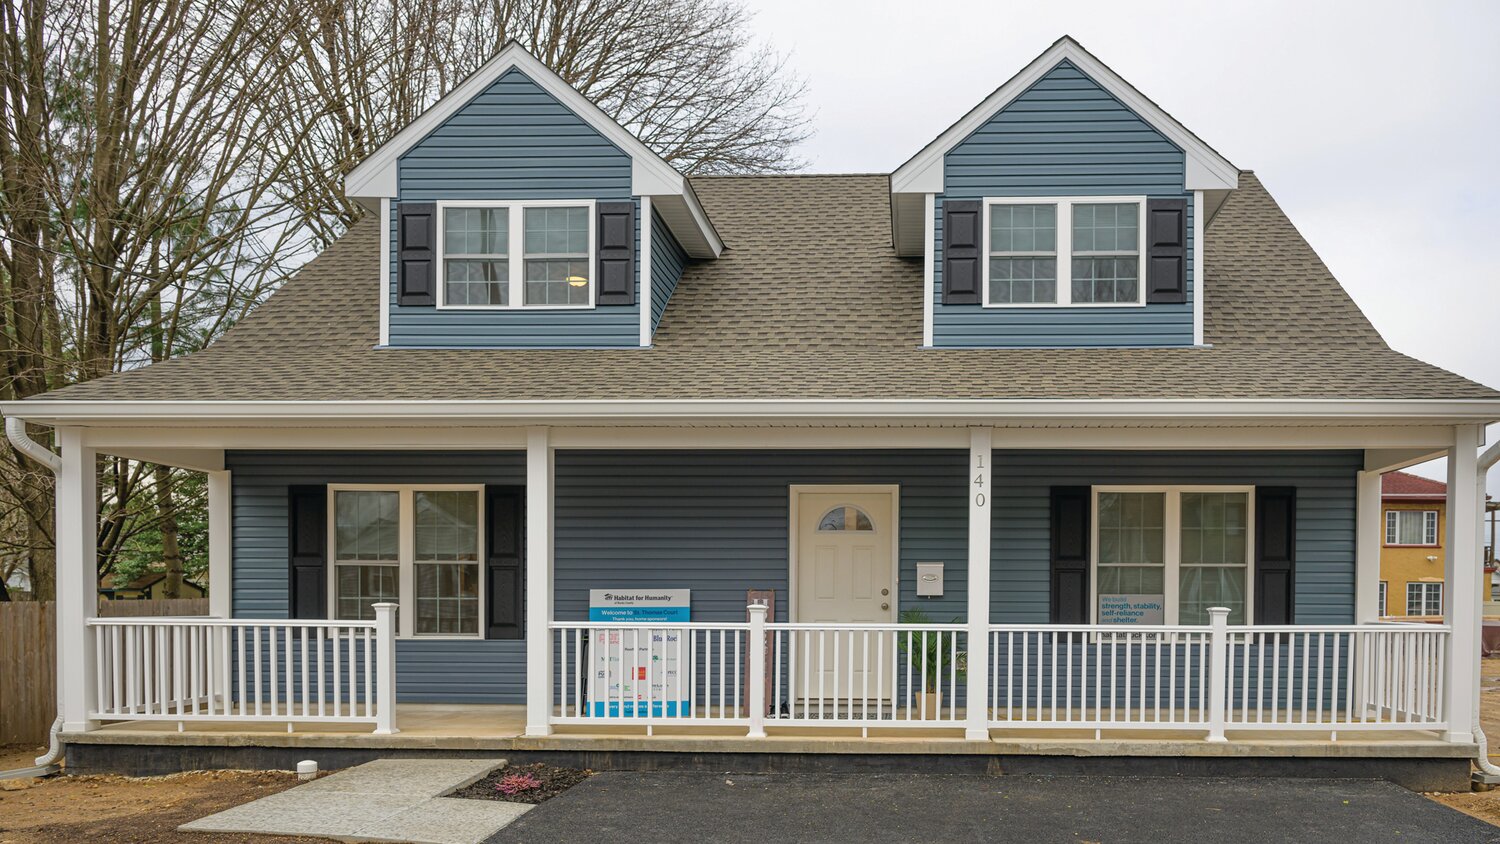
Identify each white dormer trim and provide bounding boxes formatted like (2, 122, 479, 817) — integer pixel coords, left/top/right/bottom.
(890, 37, 1239, 198)
(344, 41, 721, 259)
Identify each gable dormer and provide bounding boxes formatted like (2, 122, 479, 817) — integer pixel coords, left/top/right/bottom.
(345, 42, 720, 349)
(891, 37, 1237, 349)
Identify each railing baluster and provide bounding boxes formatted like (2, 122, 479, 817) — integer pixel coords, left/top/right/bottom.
(1007, 631, 1015, 722)
(1048, 630, 1057, 722)
(300, 629, 309, 718)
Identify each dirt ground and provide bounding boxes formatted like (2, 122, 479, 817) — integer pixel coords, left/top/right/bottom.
(0, 766, 331, 844)
(5, 662, 1500, 840)
(1423, 657, 1500, 827)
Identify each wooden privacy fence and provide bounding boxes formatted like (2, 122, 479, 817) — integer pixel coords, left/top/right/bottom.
(0, 598, 207, 746)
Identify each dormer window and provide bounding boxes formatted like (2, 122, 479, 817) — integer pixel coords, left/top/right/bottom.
(443, 207, 510, 306)
(523, 206, 591, 306)
(436, 200, 595, 309)
(983, 196, 1146, 308)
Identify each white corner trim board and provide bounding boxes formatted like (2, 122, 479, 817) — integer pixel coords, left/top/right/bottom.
(922, 193, 935, 346)
(1192, 190, 1205, 346)
(890, 37, 1238, 196)
(378, 197, 391, 347)
(639, 195, 654, 347)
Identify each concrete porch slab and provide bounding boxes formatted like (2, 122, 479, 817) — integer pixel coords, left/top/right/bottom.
(180, 756, 527, 844)
(68, 703, 1477, 760)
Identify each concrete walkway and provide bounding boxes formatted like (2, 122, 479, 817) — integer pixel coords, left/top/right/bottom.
(181, 758, 528, 844)
(487, 772, 1500, 844)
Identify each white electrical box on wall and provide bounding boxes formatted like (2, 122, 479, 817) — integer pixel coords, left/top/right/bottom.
(916, 562, 944, 597)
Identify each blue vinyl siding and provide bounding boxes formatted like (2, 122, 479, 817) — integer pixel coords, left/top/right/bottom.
(989, 450, 1361, 624)
(648, 208, 688, 335)
(934, 60, 1194, 348)
(227, 451, 528, 703)
(388, 68, 641, 348)
(553, 451, 970, 626)
(226, 449, 1358, 703)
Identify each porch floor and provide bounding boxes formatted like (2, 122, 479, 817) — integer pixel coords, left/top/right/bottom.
(65, 704, 1473, 760)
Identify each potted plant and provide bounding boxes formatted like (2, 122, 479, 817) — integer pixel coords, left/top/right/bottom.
(897, 610, 966, 719)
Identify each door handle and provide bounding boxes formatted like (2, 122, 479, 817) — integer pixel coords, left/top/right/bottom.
(881, 602, 890, 611)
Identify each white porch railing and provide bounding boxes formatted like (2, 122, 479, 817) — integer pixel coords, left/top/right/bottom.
(1223, 624, 1449, 731)
(86, 603, 398, 733)
(550, 606, 1450, 740)
(552, 621, 753, 727)
(987, 625, 1214, 730)
(767, 622, 967, 728)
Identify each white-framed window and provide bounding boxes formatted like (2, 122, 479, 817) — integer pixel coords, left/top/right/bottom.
(983, 196, 1146, 308)
(436, 199, 595, 310)
(1378, 581, 1388, 617)
(329, 484, 484, 638)
(1384, 509, 1439, 546)
(1092, 485, 1255, 626)
(1406, 582, 1443, 617)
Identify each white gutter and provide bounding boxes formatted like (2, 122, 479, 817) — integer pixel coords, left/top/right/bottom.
(3, 398, 1499, 426)
(1476, 440, 1500, 779)
(5, 416, 61, 472)
(2, 417, 63, 770)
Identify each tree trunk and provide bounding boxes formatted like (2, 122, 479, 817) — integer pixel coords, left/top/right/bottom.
(27, 516, 54, 601)
(155, 464, 183, 599)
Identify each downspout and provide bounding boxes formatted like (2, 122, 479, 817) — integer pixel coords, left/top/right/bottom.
(1475, 439, 1500, 779)
(4, 416, 66, 769)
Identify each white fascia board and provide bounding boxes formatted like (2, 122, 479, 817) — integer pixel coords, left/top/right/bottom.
(76, 425, 1467, 453)
(343, 41, 719, 257)
(890, 37, 1239, 198)
(7, 398, 1499, 428)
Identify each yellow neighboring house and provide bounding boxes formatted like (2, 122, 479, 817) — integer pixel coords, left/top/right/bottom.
(1378, 471, 1489, 621)
(98, 571, 207, 601)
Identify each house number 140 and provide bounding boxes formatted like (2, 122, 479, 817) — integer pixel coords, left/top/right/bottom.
(974, 453, 986, 508)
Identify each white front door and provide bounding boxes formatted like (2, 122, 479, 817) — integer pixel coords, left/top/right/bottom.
(794, 488, 897, 703)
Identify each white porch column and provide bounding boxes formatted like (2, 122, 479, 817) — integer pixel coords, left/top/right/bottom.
(208, 470, 232, 619)
(965, 427, 992, 741)
(55, 428, 98, 732)
(1443, 424, 1482, 744)
(524, 426, 555, 736)
(1354, 469, 1382, 621)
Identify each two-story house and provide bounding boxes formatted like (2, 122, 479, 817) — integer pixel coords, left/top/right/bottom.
(6, 37, 1499, 789)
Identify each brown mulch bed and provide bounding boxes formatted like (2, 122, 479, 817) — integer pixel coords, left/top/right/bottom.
(450, 763, 591, 805)
(0, 769, 332, 843)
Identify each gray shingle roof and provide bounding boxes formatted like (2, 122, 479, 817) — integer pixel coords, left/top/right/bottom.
(31, 172, 1498, 402)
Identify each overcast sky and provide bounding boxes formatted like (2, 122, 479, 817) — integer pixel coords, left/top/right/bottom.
(742, 0, 1499, 497)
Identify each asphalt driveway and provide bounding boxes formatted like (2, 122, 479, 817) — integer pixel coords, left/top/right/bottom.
(486, 772, 1500, 844)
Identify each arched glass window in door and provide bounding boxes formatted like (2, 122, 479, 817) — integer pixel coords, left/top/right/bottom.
(817, 505, 874, 532)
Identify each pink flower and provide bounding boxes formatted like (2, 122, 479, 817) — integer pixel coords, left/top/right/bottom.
(496, 772, 542, 795)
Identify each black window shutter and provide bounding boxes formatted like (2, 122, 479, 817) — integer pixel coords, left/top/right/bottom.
(596, 201, 635, 305)
(942, 200, 982, 305)
(1254, 487, 1296, 624)
(485, 485, 525, 639)
(288, 485, 327, 619)
(1145, 198, 1186, 304)
(398, 202, 436, 306)
(1050, 486, 1090, 623)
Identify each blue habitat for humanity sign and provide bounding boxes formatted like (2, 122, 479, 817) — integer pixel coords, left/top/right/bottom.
(588, 590, 690, 717)
(588, 589, 690, 622)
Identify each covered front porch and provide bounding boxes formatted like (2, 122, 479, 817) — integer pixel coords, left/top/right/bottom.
(20, 410, 1493, 769)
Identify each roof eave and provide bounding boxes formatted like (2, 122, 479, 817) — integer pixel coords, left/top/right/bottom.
(7, 398, 1499, 429)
